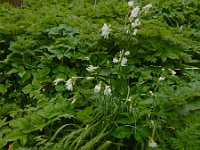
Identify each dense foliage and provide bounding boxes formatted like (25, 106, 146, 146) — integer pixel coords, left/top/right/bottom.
(0, 0, 200, 149)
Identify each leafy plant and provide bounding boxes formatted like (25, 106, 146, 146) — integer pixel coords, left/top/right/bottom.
(0, 0, 200, 149)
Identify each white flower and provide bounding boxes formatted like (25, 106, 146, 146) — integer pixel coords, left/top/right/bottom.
(65, 79, 73, 91)
(158, 76, 165, 81)
(142, 3, 152, 14)
(86, 65, 99, 72)
(128, 1, 134, 7)
(94, 83, 101, 93)
(124, 51, 130, 56)
(131, 18, 141, 28)
(168, 69, 176, 76)
(121, 57, 128, 66)
(113, 58, 119, 63)
(101, 23, 111, 39)
(148, 138, 157, 148)
(133, 28, 138, 35)
(104, 85, 112, 96)
(130, 6, 140, 18)
(171, 70, 176, 76)
(54, 78, 64, 85)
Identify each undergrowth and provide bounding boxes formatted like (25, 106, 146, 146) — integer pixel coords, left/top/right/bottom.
(0, 0, 200, 149)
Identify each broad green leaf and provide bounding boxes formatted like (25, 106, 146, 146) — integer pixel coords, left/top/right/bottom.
(0, 118, 7, 128)
(76, 106, 93, 123)
(111, 126, 133, 139)
(32, 77, 41, 90)
(22, 84, 33, 94)
(0, 84, 7, 94)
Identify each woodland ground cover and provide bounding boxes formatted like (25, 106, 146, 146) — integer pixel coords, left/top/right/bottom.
(0, 0, 200, 149)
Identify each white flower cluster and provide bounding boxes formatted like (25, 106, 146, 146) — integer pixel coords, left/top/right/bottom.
(113, 49, 130, 66)
(54, 66, 111, 96)
(94, 82, 112, 96)
(101, 23, 111, 39)
(128, 1, 152, 36)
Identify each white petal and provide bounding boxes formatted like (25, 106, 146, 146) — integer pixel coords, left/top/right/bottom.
(54, 78, 64, 85)
(121, 57, 128, 66)
(128, 1, 134, 7)
(124, 51, 130, 56)
(133, 28, 138, 35)
(142, 3, 152, 13)
(94, 84, 101, 93)
(113, 58, 119, 63)
(86, 65, 98, 72)
(101, 23, 111, 39)
(158, 76, 165, 81)
(130, 6, 140, 18)
(148, 139, 157, 148)
(104, 85, 112, 96)
(65, 79, 73, 91)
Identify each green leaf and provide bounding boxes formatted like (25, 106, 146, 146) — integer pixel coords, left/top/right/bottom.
(111, 126, 133, 139)
(97, 141, 112, 150)
(32, 77, 41, 90)
(22, 71, 32, 82)
(0, 138, 7, 149)
(76, 106, 93, 123)
(0, 84, 7, 94)
(166, 52, 179, 59)
(141, 98, 154, 105)
(22, 84, 33, 94)
(0, 118, 7, 128)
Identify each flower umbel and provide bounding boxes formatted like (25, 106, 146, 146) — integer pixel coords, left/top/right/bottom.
(86, 65, 99, 72)
(65, 78, 73, 91)
(101, 23, 111, 39)
(104, 85, 112, 96)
